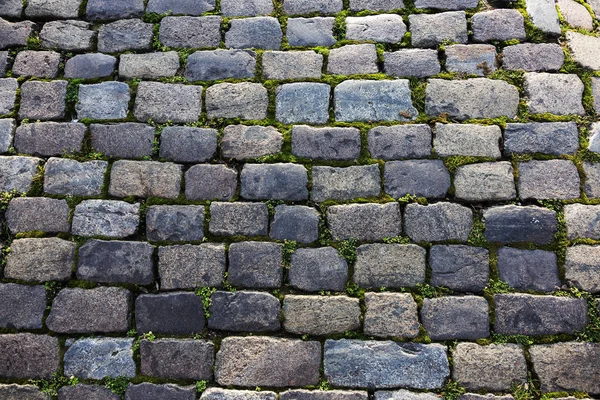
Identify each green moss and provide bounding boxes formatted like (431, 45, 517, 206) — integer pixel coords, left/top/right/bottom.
(142, 11, 172, 23)
(103, 377, 130, 397)
(467, 214, 486, 247)
(282, 240, 297, 268)
(443, 156, 495, 173)
(196, 380, 208, 394)
(492, 333, 535, 346)
(345, 281, 365, 299)
(336, 238, 357, 264)
(29, 373, 79, 397)
(382, 235, 411, 244)
(132, 331, 156, 352)
(440, 380, 466, 400)
(195, 287, 217, 318)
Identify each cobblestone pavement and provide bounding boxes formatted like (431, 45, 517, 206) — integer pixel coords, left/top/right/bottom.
(0, 0, 600, 399)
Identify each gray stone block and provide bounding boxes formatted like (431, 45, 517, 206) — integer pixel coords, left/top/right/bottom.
(312, 165, 381, 202)
(409, 12, 468, 48)
(404, 202, 473, 242)
(19, 80, 67, 121)
(203, 389, 278, 400)
(454, 162, 516, 202)
(0, 156, 41, 192)
(134, 82, 202, 123)
(414, 0, 478, 8)
(262, 51, 323, 80)
(0, 118, 13, 153)
(384, 160, 450, 199)
(0, 78, 17, 115)
(64, 338, 135, 379)
(222, 125, 283, 160)
(284, 0, 342, 14)
(526, 0, 561, 35)
(0, 385, 50, 400)
(483, 205, 557, 244)
(0, 0, 23, 17)
(159, 126, 217, 163)
(368, 125, 432, 159)
(458, 395, 514, 400)
(136, 292, 205, 334)
(445, 44, 497, 76)
(584, 161, 600, 198)
(77, 240, 154, 284)
(589, 122, 600, 153)
(346, 14, 406, 43)
(184, 164, 237, 201)
(158, 244, 226, 289)
(209, 202, 269, 236)
(518, 160, 581, 200)
(0, 20, 35, 50)
(5, 238, 75, 282)
(159, 16, 221, 48)
(146, 205, 204, 242)
(140, 339, 214, 380)
(14, 122, 85, 156)
(228, 242, 283, 289)
(276, 82, 330, 124)
(90, 123, 155, 159)
(328, 44, 378, 75)
(125, 384, 195, 400)
(270, 205, 319, 244)
(59, 385, 120, 400)
(565, 245, 600, 293)
(0, 283, 46, 329)
(98, 19, 153, 53)
(0, 334, 58, 379)
(281, 391, 367, 400)
(363, 292, 420, 338)
(119, 51, 179, 80)
(12, 50, 60, 78)
(206, 82, 268, 120)
(504, 122, 579, 155)
(44, 158, 107, 197)
(47, 287, 131, 333)
(185, 50, 256, 81)
(109, 160, 182, 199)
(65, 53, 117, 79)
(335, 79, 417, 122)
(497, 247, 559, 292)
(524, 72, 585, 115)
(289, 247, 348, 292)
(283, 295, 360, 335)
(39, 20, 95, 51)
(422, 296, 489, 340)
(354, 244, 426, 288)
(209, 291, 281, 332)
(292, 125, 361, 161)
(430, 245, 489, 292)
(558, 0, 593, 29)
(221, 0, 272, 16)
(226, 17, 282, 50)
(565, 204, 600, 239)
(77, 82, 130, 121)
(375, 391, 439, 400)
(567, 31, 600, 70)
(7, 197, 70, 234)
(287, 17, 336, 47)
(329, 203, 401, 241)
(502, 43, 564, 71)
(384, 49, 441, 78)
(434, 123, 501, 158)
(147, 0, 215, 15)
(472, 9, 526, 42)
(241, 163, 308, 201)
(72, 200, 139, 238)
(0, 51, 8, 77)
(86, 0, 143, 20)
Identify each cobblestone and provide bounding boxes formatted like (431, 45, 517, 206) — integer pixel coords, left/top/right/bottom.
(141, 339, 213, 380)
(328, 203, 401, 241)
(90, 123, 155, 159)
(404, 203, 473, 242)
(287, 18, 336, 47)
(384, 160, 450, 199)
(185, 50, 256, 81)
(283, 296, 361, 335)
(364, 293, 420, 338)
(354, 244, 426, 288)
(158, 244, 226, 289)
(368, 125, 432, 159)
(289, 247, 348, 292)
(270, 205, 319, 243)
(5, 238, 75, 281)
(14, 122, 85, 157)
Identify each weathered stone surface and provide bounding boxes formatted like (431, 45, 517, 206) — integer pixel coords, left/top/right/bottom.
(270, 205, 319, 243)
(283, 296, 360, 335)
(276, 82, 330, 124)
(518, 160, 580, 200)
(160, 126, 217, 163)
(125, 384, 195, 400)
(0, 118, 13, 153)
(530, 342, 600, 394)
(454, 162, 516, 202)
(141, 339, 214, 380)
(526, 0, 561, 35)
(64, 338, 135, 379)
(426, 78, 519, 120)
(72, 200, 140, 238)
(14, 122, 85, 156)
(209, 291, 281, 332)
(287, 17, 336, 47)
(559, 0, 593, 29)
(368, 125, 432, 159)
(229, 242, 283, 289)
(216, 337, 321, 387)
(0, 78, 17, 115)
(47, 287, 131, 333)
(384, 49, 441, 78)
(158, 244, 226, 289)
(421, 296, 489, 340)
(134, 82, 202, 123)
(588, 122, 600, 153)
(284, 0, 342, 14)
(146, 205, 205, 242)
(565, 245, 600, 293)
(502, 43, 564, 71)
(77, 240, 154, 284)
(0, 53, 8, 77)
(6, 197, 70, 233)
(453, 343, 527, 391)
(504, 122, 579, 155)
(5, 238, 75, 281)
(136, 293, 205, 334)
(12, 50, 60, 78)
(312, 165, 381, 202)
(77, 82, 130, 120)
(186, 50, 256, 81)
(472, 9, 525, 42)
(364, 292, 420, 338)
(483, 205, 558, 244)
(209, 202, 268, 237)
(262, 51, 323, 80)
(0, 334, 58, 379)
(206, 83, 268, 120)
(434, 124, 501, 158)
(354, 244, 426, 288)
(289, 247, 348, 292)
(584, 161, 600, 198)
(221, 0, 272, 16)
(119, 51, 179, 79)
(494, 294, 588, 335)
(497, 247, 560, 292)
(565, 204, 600, 239)
(185, 165, 237, 201)
(458, 395, 514, 400)
(59, 385, 119, 400)
(19, 80, 67, 120)
(292, 125, 361, 161)
(409, 12, 468, 47)
(241, 163, 308, 201)
(335, 80, 418, 122)
(282, 390, 367, 400)
(40, 21, 95, 51)
(86, 0, 143, 20)
(404, 203, 473, 242)
(328, 44, 378, 75)
(375, 391, 440, 400)
(324, 340, 449, 389)
(430, 245, 489, 292)
(159, 16, 221, 49)
(147, 0, 215, 15)
(203, 388, 278, 400)
(44, 158, 108, 196)
(0, 0, 23, 17)
(444, 44, 497, 76)
(0, 20, 35, 50)
(225, 17, 282, 50)
(414, 0, 477, 8)
(0, 384, 49, 400)
(222, 125, 283, 160)
(109, 160, 182, 199)
(384, 160, 450, 199)
(90, 123, 155, 159)
(567, 31, 600, 70)
(0, 283, 46, 329)
(98, 19, 153, 53)
(524, 72, 585, 115)
(346, 14, 406, 43)
(328, 203, 401, 241)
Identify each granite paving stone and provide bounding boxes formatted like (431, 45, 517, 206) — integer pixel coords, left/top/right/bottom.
(287, 17, 336, 47)
(292, 125, 361, 161)
(276, 82, 331, 124)
(185, 50, 256, 81)
(0, 334, 59, 379)
(565, 245, 600, 293)
(12, 50, 60, 78)
(270, 205, 319, 243)
(346, 15, 406, 43)
(71, 200, 140, 238)
(14, 122, 86, 156)
(502, 43, 564, 71)
(454, 162, 516, 202)
(206, 83, 268, 120)
(98, 19, 154, 53)
(368, 125, 432, 159)
(434, 124, 501, 158)
(64, 53, 117, 79)
(409, 12, 468, 48)
(289, 247, 348, 292)
(225, 17, 282, 50)
(524, 72, 585, 115)
(221, 125, 283, 160)
(5, 238, 75, 282)
(228, 242, 283, 288)
(363, 293, 420, 338)
(518, 160, 581, 200)
(208, 291, 281, 332)
(209, 202, 269, 237)
(497, 247, 560, 291)
(147, 0, 215, 15)
(159, 16, 221, 49)
(384, 49, 441, 78)
(328, 44, 379, 75)
(39, 21, 95, 51)
(311, 165, 381, 202)
(429, 245, 489, 292)
(504, 122, 579, 155)
(283, 296, 361, 335)
(135, 292, 206, 334)
(184, 164, 237, 201)
(19, 80, 67, 121)
(384, 160, 450, 199)
(146, 205, 205, 242)
(354, 244, 426, 288)
(6, 197, 70, 234)
(404, 203, 473, 242)
(262, 51, 323, 80)
(159, 126, 217, 163)
(63, 338, 135, 379)
(421, 296, 490, 340)
(158, 244, 226, 289)
(328, 203, 402, 241)
(140, 339, 214, 380)
(0, 283, 46, 329)
(134, 82, 202, 123)
(90, 123, 155, 159)
(444, 45, 497, 76)
(77, 82, 130, 121)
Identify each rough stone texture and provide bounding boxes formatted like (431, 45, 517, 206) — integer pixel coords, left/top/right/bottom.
(452, 343, 527, 391)
(0, 78, 17, 115)
(454, 162, 516, 202)
(0, 385, 49, 400)
(5, 238, 75, 282)
(287, 17, 336, 47)
(125, 384, 195, 400)
(283, 296, 361, 335)
(384, 160, 450, 199)
(282, 391, 367, 400)
(504, 122, 579, 155)
(160, 126, 217, 163)
(19, 80, 67, 120)
(136, 292, 206, 334)
(44, 158, 107, 197)
(0, 283, 46, 329)
(375, 391, 439, 400)
(39, 21, 95, 51)
(414, 0, 477, 8)
(209, 291, 281, 332)
(526, 0, 561, 35)
(147, 0, 215, 15)
(497, 247, 560, 292)
(502, 43, 565, 71)
(472, 9, 526, 42)
(354, 244, 426, 288)
(225, 17, 282, 50)
(228, 242, 283, 289)
(524, 72, 585, 115)
(59, 385, 120, 400)
(434, 124, 501, 158)
(530, 342, 600, 394)
(0, 20, 35, 50)
(0, 0, 23, 17)
(6, 197, 70, 234)
(185, 165, 237, 201)
(90, 123, 155, 159)
(203, 389, 278, 400)
(584, 161, 600, 198)
(159, 16, 221, 49)
(289, 247, 348, 292)
(0, 334, 58, 379)
(335, 80, 418, 122)
(222, 125, 283, 160)
(64, 338, 135, 379)
(346, 15, 406, 43)
(0, 118, 13, 153)
(421, 296, 490, 340)
(324, 340, 449, 389)
(146, 205, 205, 242)
(12, 51, 61, 78)
(494, 294, 588, 335)
(565, 204, 600, 240)
(185, 50, 256, 82)
(0, 51, 9, 77)
(206, 83, 268, 120)
(77, 82, 130, 120)
(158, 244, 226, 289)
(241, 163, 308, 201)
(518, 160, 581, 200)
(284, 0, 343, 14)
(209, 202, 269, 237)
(98, 19, 153, 53)
(328, 44, 378, 75)
(429, 245, 489, 292)
(134, 82, 202, 123)
(565, 245, 600, 293)
(368, 125, 432, 159)
(409, 12, 468, 48)
(86, 0, 143, 20)
(47, 287, 130, 333)
(77, 240, 154, 285)
(276, 82, 331, 124)
(567, 31, 600, 70)
(292, 125, 361, 161)
(588, 122, 600, 153)
(404, 203, 473, 242)
(444, 45, 497, 76)
(262, 51, 323, 80)
(72, 200, 140, 238)
(216, 337, 321, 387)
(119, 51, 179, 80)
(109, 160, 182, 199)
(426, 79, 519, 120)
(270, 205, 319, 243)
(14, 122, 86, 156)
(484, 205, 558, 244)
(384, 49, 441, 78)
(328, 203, 401, 241)
(363, 293, 420, 338)
(312, 165, 381, 202)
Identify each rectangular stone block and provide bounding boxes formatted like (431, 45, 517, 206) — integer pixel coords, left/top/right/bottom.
(434, 124, 501, 158)
(208, 291, 281, 332)
(368, 125, 432, 159)
(262, 51, 323, 80)
(429, 245, 489, 292)
(328, 203, 401, 242)
(283, 295, 361, 335)
(159, 16, 221, 49)
(504, 122, 579, 155)
(421, 296, 489, 340)
(565, 245, 600, 293)
(311, 165, 381, 202)
(405, 203, 473, 242)
(241, 163, 308, 201)
(72, 200, 140, 238)
(134, 82, 202, 124)
(0, 334, 58, 379)
(209, 202, 269, 237)
(354, 244, 426, 288)
(0, 283, 46, 330)
(44, 158, 108, 197)
(483, 205, 557, 244)
(6, 197, 70, 234)
(119, 51, 179, 80)
(140, 339, 214, 380)
(518, 160, 580, 200)
(0, 156, 41, 192)
(159, 244, 225, 289)
(90, 123, 155, 159)
(292, 125, 361, 161)
(363, 292, 420, 338)
(64, 337, 135, 379)
(185, 50, 256, 81)
(109, 160, 182, 199)
(206, 82, 268, 120)
(289, 247, 348, 292)
(384, 160, 450, 199)
(146, 205, 205, 242)
(228, 242, 283, 289)
(6, 237, 75, 282)
(136, 292, 206, 335)
(14, 122, 85, 157)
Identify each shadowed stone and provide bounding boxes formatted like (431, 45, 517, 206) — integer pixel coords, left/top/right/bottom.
(0, 385, 48, 400)
(136, 292, 206, 334)
(270, 205, 319, 243)
(497, 247, 560, 292)
(64, 338, 135, 379)
(5, 238, 75, 282)
(404, 203, 473, 242)
(430, 245, 489, 292)
(209, 291, 281, 332)
(159, 126, 217, 163)
(565, 245, 600, 293)
(584, 161, 600, 198)
(90, 123, 155, 159)
(44, 158, 107, 196)
(421, 296, 490, 340)
(484, 205, 557, 244)
(19, 80, 67, 120)
(0, 78, 18, 115)
(6, 197, 70, 234)
(0, 334, 58, 379)
(283, 296, 360, 335)
(289, 247, 348, 292)
(414, 0, 477, 8)
(0, 20, 35, 50)
(368, 125, 432, 159)
(282, 390, 367, 400)
(86, 0, 144, 20)
(146, 205, 205, 242)
(185, 50, 256, 81)
(0, 118, 13, 153)
(384, 49, 441, 78)
(0, 0, 23, 17)
(328, 203, 401, 241)
(158, 244, 226, 289)
(364, 293, 420, 338)
(72, 200, 140, 238)
(241, 163, 308, 201)
(565, 204, 600, 239)
(354, 244, 426, 288)
(147, 0, 215, 15)
(141, 339, 214, 380)
(203, 389, 278, 400)
(0, 283, 46, 329)
(228, 242, 283, 289)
